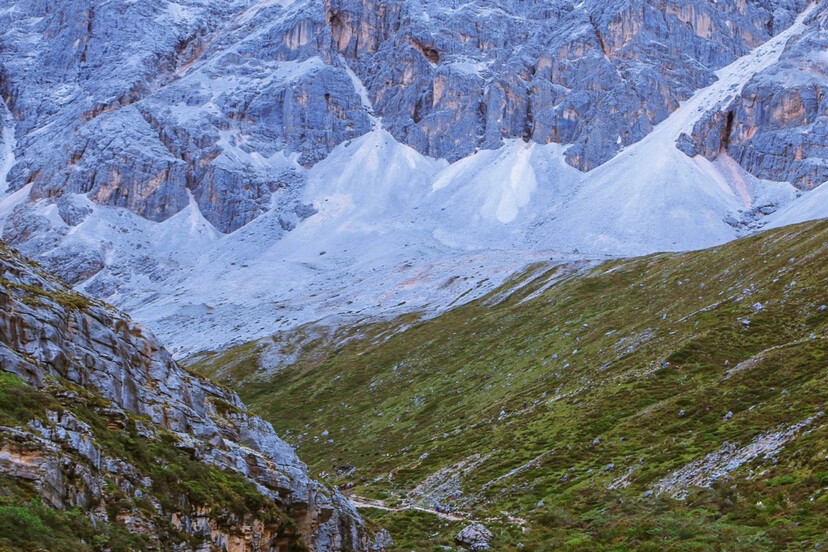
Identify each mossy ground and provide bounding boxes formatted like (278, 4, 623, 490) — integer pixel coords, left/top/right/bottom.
(190, 220, 828, 551)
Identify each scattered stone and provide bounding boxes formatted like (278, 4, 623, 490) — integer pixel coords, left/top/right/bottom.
(455, 523, 493, 551)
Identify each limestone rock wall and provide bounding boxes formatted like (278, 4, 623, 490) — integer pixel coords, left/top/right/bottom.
(0, 243, 383, 551)
(676, 4, 828, 189)
(0, 0, 813, 238)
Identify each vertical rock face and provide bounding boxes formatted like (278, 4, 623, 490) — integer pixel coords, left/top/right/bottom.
(676, 5, 828, 190)
(327, 0, 807, 169)
(0, 242, 384, 551)
(0, 0, 824, 356)
(0, 0, 812, 237)
(0, 0, 372, 233)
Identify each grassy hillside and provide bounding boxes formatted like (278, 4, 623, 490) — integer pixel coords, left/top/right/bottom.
(189, 219, 828, 551)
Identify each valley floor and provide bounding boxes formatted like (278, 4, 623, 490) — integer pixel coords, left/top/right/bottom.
(189, 219, 828, 551)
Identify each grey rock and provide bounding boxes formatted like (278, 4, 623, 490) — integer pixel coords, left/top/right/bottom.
(0, 0, 371, 234)
(677, 5, 828, 189)
(2, 204, 68, 253)
(455, 523, 493, 549)
(0, 0, 818, 323)
(56, 195, 94, 227)
(0, 0, 812, 243)
(39, 243, 105, 285)
(331, 0, 805, 169)
(0, 244, 382, 551)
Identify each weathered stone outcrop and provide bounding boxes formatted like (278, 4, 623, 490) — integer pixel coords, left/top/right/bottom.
(0, 0, 823, 358)
(0, 243, 385, 551)
(0, 0, 371, 233)
(329, 0, 808, 168)
(0, 0, 812, 240)
(676, 4, 828, 189)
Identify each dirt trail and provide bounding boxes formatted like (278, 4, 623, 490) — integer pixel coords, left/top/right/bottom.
(348, 495, 529, 527)
(348, 495, 471, 522)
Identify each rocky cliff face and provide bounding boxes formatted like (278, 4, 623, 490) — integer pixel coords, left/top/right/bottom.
(0, 0, 348, 234)
(0, 0, 816, 235)
(328, 0, 808, 169)
(0, 242, 385, 551)
(0, 0, 826, 358)
(677, 3, 828, 190)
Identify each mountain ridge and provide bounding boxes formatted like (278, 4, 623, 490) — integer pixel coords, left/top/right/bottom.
(1, 0, 827, 357)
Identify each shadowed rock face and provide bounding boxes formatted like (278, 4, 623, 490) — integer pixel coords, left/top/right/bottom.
(0, 0, 813, 238)
(0, 243, 383, 551)
(677, 6, 828, 190)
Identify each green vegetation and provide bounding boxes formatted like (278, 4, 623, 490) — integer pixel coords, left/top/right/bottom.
(190, 220, 828, 551)
(0, 372, 59, 426)
(0, 242, 307, 552)
(0, 376, 299, 551)
(0, 486, 147, 552)
(0, 276, 90, 310)
(68, 384, 298, 533)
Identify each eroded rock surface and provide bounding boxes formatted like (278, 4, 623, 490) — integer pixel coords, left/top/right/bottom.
(0, 243, 385, 551)
(329, 0, 808, 170)
(0, 0, 813, 237)
(676, 4, 828, 189)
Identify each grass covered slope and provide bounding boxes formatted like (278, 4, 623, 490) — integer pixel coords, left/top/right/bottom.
(189, 220, 828, 551)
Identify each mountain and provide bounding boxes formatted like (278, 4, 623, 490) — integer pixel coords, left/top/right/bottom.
(189, 219, 827, 551)
(0, 241, 387, 551)
(0, 0, 827, 357)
